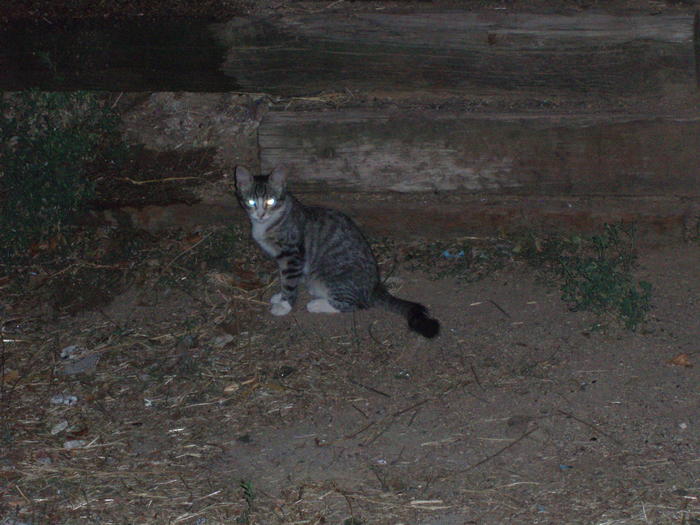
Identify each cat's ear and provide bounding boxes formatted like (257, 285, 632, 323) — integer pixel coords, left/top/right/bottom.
(235, 166, 253, 193)
(269, 165, 288, 192)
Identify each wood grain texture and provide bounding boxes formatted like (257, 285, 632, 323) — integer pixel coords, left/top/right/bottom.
(259, 109, 700, 196)
(107, 192, 697, 241)
(215, 12, 696, 97)
(2, 12, 696, 98)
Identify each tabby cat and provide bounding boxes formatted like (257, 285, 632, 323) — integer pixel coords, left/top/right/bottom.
(235, 166, 439, 338)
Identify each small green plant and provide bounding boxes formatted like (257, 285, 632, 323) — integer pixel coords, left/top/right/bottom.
(517, 224, 652, 330)
(237, 479, 256, 524)
(0, 90, 123, 262)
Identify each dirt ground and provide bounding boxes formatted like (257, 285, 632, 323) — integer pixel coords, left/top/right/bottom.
(2, 0, 699, 522)
(1, 222, 698, 524)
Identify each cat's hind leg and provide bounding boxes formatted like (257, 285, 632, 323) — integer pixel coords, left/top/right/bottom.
(306, 298, 341, 314)
(306, 278, 344, 313)
(306, 277, 362, 313)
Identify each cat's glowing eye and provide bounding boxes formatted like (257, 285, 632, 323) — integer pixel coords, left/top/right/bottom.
(265, 198, 276, 207)
(246, 199, 256, 207)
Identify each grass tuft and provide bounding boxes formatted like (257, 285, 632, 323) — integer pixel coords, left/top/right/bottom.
(515, 223, 652, 330)
(0, 90, 124, 263)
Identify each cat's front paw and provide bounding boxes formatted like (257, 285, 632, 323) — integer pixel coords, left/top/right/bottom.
(270, 300, 292, 316)
(270, 292, 283, 304)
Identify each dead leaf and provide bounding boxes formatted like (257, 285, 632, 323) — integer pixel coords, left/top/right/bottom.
(223, 382, 240, 394)
(668, 353, 693, 368)
(207, 271, 236, 289)
(1, 369, 20, 383)
(27, 235, 60, 257)
(231, 263, 264, 290)
(183, 233, 203, 247)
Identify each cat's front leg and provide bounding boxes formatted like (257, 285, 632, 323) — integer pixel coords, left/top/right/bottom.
(270, 298, 292, 316)
(270, 250, 304, 316)
(269, 290, 291, 316)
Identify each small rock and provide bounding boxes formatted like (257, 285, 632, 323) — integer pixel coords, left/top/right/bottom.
(394, 370, 411, 380)
(212, 334, 234, 348)
(50, 420, 69, 435)
(63, 440, 87, 450)
(60, 345, 80, 359)
(50, 394, 78, 406)
(60, 354, 100, 376)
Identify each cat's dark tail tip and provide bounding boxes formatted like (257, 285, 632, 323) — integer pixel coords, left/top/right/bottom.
(408, 304, 440, 339)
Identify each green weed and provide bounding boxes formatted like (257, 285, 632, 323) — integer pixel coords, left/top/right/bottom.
(237, 479, 256, 524)
(0, 90, 124, 262)
(515, 223, 652, 330)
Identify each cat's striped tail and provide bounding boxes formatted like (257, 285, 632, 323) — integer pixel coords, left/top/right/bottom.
(372, 284, 440, 338)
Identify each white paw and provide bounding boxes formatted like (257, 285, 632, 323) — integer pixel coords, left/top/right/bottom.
(306, 299, 340, 314)
(270, 292, 283, 304)
(270, 300, 292, 316)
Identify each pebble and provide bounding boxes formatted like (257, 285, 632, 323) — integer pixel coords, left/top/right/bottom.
(212, 334, 234, 348)
(60, 353, 100, 375)
(60, 345, 80, 359)
(63, 440, 87, 450)
(50, 420, 69, 435)
(50, 394, 78, 406)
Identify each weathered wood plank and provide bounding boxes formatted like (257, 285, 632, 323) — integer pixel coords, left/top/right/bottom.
(214, 12, 697, 101)
(259, 109, 700, 196)
(1, 12, 696, 99)
(112, 193, 698, 241)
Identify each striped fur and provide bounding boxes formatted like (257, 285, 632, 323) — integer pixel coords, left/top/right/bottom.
(235, 166, 440, 338)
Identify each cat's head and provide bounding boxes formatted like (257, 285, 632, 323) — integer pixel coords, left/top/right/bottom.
(234, 166, 289, 223)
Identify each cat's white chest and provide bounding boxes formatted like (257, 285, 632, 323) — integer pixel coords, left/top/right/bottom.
(251, 221, 279, 257)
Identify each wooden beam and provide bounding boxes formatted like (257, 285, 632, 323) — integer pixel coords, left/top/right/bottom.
(215, 12, 697, 101)
(259, 109, 700, 197)
(1, 11, 696, 99)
